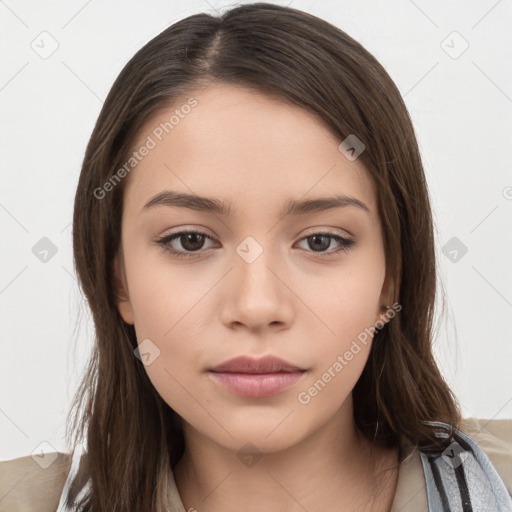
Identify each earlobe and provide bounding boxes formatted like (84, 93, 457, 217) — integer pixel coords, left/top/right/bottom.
(113, 253, 135, 325)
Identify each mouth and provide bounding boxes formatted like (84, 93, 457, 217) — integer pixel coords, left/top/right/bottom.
(209, 354, 306, 373)
(208, 355, 307, 398)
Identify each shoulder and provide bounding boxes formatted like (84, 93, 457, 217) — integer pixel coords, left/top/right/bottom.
(0, 452, 72, 512)
(391, 417, 512, 512)
(459, 416, 512, 495)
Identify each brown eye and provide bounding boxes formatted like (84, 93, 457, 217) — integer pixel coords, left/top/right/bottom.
(307, 234, 331, 252)
(155, 230, 215, 258)
(178, 232, 207, 251)
(296, 232, 355, 256)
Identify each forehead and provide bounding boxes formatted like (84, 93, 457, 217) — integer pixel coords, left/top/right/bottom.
(123, 83, 377, 218)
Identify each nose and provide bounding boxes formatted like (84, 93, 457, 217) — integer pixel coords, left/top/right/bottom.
(219, 243, 294, 332)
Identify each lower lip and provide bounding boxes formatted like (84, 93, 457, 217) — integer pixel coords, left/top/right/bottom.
(208, 371, 305, 398)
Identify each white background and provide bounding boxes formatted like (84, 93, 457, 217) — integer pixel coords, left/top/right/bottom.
(1, 0, 511, 461)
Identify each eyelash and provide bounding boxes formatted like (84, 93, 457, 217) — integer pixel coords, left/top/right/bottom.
(155, 229, 355, 259)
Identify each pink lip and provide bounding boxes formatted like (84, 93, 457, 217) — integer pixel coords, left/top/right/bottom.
(208, 371, 305, 397)
(208, 355, 307, 397)
(210, 355, 305, 373)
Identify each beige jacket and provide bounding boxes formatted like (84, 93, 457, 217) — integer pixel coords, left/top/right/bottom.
(1, 417, 511, 512)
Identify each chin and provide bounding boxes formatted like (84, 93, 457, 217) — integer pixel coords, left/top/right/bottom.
(221, 430, 304, 455)
(189, 411, 308, 453)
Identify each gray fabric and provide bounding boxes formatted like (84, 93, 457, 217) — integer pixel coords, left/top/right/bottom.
(420, 420, 512, 511)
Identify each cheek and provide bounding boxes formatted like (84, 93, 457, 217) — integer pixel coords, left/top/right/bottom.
(299, 324, 373, 406)
(125, 248, 210, 339)
(295, 264, 383, 400)
(123, 259, 213, 407)
(304, 262, 383, 347)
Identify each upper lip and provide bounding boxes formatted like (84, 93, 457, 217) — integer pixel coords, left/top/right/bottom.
(209, 355, 306, 374)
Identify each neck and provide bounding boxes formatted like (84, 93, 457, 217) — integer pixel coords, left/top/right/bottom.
(173, 401, 399, 512)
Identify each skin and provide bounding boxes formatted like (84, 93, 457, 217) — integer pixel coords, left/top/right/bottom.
(114, 83, 399, 511)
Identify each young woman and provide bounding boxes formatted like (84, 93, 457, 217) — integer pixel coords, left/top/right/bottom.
(1, 3, 511, 512)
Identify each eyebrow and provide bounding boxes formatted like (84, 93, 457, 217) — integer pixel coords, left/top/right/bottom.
(142, 190, 370, 217)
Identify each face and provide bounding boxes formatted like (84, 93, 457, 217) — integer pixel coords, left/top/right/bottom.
(114, 83, 393, 454)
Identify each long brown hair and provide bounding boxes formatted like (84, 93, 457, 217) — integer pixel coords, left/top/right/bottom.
(67, 3, 461, 510)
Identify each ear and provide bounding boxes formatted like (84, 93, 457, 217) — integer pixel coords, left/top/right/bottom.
(376, 268, 395, 327)
(113, 252, 134, 325)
